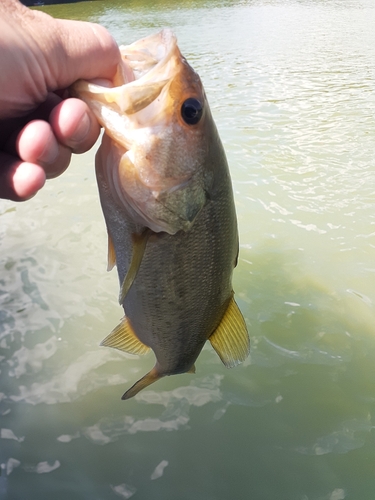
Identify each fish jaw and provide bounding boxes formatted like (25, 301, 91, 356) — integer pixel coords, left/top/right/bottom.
(72, 29, 214, 234)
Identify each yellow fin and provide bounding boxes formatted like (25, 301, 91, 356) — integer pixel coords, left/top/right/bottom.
(100, 317, 150, 355)
(119, 229, 151, 304)
(209, 295, 250, 368)
(107, 232, 116, 271)
(122, 367, 162, 400)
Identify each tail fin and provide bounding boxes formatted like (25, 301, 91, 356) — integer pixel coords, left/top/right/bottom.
(122, 367, 163, 400)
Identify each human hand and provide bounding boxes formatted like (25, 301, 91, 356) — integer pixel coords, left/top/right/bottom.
(0, 0, 121, 201)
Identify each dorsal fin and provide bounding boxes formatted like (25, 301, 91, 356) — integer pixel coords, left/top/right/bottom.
(107, 232, 116, 271)
(100, 316, 150, 355)
(209, 295, 249, 368)
(119, 229, 152, 305)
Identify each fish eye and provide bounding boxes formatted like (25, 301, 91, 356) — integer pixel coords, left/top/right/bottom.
(181, 98, 203, 125)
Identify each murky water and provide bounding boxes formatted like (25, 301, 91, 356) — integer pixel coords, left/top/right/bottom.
(1, 0, 375, 498)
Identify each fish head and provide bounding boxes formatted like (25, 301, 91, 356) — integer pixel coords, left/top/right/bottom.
(72, 29, 217, 234)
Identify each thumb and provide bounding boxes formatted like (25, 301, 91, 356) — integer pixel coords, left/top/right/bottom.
(0, 2, 121, 118)
(48, 19, 121, 87)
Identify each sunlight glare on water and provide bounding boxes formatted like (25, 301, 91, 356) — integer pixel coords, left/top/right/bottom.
(1, 0, 375, 499)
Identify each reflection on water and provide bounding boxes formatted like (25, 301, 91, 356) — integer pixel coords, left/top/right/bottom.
(1, 0, 375, 498)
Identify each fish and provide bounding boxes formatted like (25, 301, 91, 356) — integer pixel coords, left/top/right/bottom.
(72, 29, 249, 400)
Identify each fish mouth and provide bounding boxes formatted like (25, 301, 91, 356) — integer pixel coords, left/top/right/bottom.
(73, 29, 208, 234)
(120, 29, 178, 84)
(72, 29, 180, 139)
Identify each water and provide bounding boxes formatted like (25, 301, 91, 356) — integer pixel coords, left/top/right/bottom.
(1, 0, 375, 498)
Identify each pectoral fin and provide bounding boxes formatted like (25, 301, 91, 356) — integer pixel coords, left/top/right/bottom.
(118, 229, 151, 304)
(209, 295, 250, 368)
(100, 316, 150, 355)
(122, 367, 162, 400)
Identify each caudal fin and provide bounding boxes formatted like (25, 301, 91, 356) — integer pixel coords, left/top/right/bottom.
(122, 367, 163, 400)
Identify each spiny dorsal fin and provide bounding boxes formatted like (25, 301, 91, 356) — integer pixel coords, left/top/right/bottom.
(209, 295, 250, 368)
(122, 366, 162, 400)
(100, 316, 150, 355)
(119, 229, 152, 305)
(107, 232, 116, 271)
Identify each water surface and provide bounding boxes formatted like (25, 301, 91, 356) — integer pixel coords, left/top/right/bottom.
(1, 0, 375, 499)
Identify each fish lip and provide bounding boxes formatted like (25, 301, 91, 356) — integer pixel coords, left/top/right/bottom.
(71, 28, 180, 135)
(119, 28, 178, 86)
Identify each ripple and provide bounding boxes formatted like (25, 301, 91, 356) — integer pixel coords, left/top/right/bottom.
(83, 375, 224, 442)
(111, 483, 137, 499)
(2, 458, 21, 476)
(7, 336, 58, 379)
(0, 428, 24, 442)
(9, 350, 127, 405)
(150, 460, 169, 480)
(295, 417, 373, 455)
(25, 461, 61, 474)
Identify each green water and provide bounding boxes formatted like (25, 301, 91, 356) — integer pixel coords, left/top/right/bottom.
(1, 0, 375, 498)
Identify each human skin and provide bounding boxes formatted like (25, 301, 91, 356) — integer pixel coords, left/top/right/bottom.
(0, 0, 121, 201)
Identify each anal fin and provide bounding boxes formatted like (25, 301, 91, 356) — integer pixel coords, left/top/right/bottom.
(209, 295, 250, 368)
(100, 316, 150, 356)
(119, 228, 151, 304)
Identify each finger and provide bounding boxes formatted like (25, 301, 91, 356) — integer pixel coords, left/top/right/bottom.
(27, 13, 121, 90)
(15, 119, 72, 179)
(49, 98, 100, 154)
(0, 93, 62, 149)
(0, 153, 46, 201)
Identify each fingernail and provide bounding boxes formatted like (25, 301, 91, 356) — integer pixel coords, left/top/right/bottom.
(72, 112, 90, 143)
(38, 136, 59, 164)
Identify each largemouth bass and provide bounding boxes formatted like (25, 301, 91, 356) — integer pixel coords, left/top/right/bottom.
(73, 29, 249, 400)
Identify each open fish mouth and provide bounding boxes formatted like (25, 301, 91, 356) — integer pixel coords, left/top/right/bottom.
(73, 29, 181, 141)
(72, 29, 208, 234)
